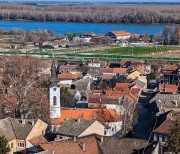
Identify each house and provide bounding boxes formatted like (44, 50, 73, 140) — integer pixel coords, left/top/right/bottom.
(158, 83, 179, 94)
(51, 108, 122, 136)
(55, 119, 105, 139)
(59, 64, 81, 74)
(152, 109, 180, 146)
(112, 68, 128, 75)
(150, 93, 180, 114)
(127, 69, 148, 84)
(120, 59, 137, 67)
(106, 30, 132, 41)
(153, 119, 174, 144)
(88, 59, 101, 68)
(98, 137, 150, 154)
(0, 118, 48, 154)
(161, 64, 180, 84)
(39, 135, 103, 154)
(58, 74, 83, 85)
(73, 36, 92, 43)
(99, 67, 113, 75)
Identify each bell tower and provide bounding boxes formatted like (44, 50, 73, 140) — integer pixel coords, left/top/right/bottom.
(49, 59, 61, 119)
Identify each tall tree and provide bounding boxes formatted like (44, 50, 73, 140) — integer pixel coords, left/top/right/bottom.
(0, 136, 10, 154)
(0, 56, 49, 120)
(174, 26, 180, 45)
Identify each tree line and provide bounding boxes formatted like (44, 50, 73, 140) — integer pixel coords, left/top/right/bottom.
(0, 3, 179, 24)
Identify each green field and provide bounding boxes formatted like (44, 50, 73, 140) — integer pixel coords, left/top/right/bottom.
(95, 46, 180, 55)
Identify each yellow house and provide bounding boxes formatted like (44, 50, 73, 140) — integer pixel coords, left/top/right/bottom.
(55, 119, 105, 140)
(0, 117, 48, 154)
(127, 70, 147, 84)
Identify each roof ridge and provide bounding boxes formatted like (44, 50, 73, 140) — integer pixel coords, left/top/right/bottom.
(9, 118, 17, 139)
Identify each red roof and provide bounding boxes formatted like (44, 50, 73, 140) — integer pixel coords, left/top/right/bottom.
(120, 59, 137, 66)
(40, 135, 101, 154)
(102, 74, 114, 80)
(115, 83, 134, 90)
(51, 108, 121, 125)
(110, 30, 131, 36)
(99, 67, 113, 74)
(113, 68, 127, 74)
(58, 74, 82, 80)
(159, 84, 178, 93)
(153, 119, 175, 135)
(28, 135, 48, 146)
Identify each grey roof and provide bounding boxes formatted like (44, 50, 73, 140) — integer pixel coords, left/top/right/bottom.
(56, 119, 96, 137)
(135, 79, 146, 88)
(99, 137, 147, 154)
(0, 117, 37, 141)
(73, 79, 90, 92)
(150, 93, 180, 103)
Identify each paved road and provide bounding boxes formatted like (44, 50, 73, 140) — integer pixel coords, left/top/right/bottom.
(132, 84, 156, 139)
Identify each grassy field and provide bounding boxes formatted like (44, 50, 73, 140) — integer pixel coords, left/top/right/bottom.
(94, 46, 180, 55)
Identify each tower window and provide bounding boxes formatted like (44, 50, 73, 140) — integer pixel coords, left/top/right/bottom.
(53, 96, 57, 105)
(53, 88, 56, 91)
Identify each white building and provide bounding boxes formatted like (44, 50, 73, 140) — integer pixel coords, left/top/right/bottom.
(49, 60, 61, 119)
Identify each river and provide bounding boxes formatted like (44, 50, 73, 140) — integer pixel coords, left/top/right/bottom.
(0, 20, 166, 35)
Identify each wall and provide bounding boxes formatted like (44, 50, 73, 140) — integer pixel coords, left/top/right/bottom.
(8, 139, 25, 154)
(59, 80, 72, 85)
(79, 121, 104, 137)
(105, 121, 122, 136)
(26, 119, 48, 148)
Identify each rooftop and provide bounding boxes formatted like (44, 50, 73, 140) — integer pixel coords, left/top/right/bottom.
(51, 108, 121, 125)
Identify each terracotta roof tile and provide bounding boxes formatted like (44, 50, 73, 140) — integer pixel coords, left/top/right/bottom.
(99, 67, 113, 74)
(51, 109, 121, 125)
(40, 135, 102, 154)
(153, 119, 175, 135)
(159, 84, 178, 93)
(110, 31, 131, 36)
(58, 74, 82, 80)
(113, 68, 127, 74)
(29, 135, 48, 146)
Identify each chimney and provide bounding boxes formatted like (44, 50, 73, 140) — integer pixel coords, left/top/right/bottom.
(74, 136, 77, 142)
(52, 151, 55, 154)
(83, 143, 86, 151)
(101, 136, 103, 143)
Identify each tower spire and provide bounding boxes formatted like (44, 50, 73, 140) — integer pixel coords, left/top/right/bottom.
(50, 59, 58, 86)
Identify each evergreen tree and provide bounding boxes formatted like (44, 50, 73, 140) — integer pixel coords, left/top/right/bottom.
(165, 119, 180, 154)
(0, 136, 10, 154)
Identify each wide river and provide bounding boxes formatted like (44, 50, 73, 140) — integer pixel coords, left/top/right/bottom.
(0, 20, 166, 35)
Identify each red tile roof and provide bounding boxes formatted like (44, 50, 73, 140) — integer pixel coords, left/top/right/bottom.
(88, 94, 120, 104)
(102, 74, 114, 80)
(58, 74, 82, 80)
(120, 59, 137, 66)
(28, 135, 48, 146)
(113, 68, 127, 74)
(159, 84, 178, 93)
(110, 31, 131, 36)
(51, 109, 121, 125)
(99, 67, 113, 74)
(115, 83, 134, 90)
(153, 119, 175, 135)
(40, 135, 102, 154)
(162, 65, 179, 71)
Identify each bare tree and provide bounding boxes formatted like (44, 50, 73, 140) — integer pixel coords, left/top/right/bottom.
(0, 55, 49, 120)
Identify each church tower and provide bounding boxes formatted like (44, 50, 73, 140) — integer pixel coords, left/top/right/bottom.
(49, 59, 61, 119)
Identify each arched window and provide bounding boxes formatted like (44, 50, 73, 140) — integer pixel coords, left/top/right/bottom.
(53, 96, 57, 105)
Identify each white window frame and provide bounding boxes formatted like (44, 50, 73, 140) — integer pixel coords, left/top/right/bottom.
(17, 142, 25, 148)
